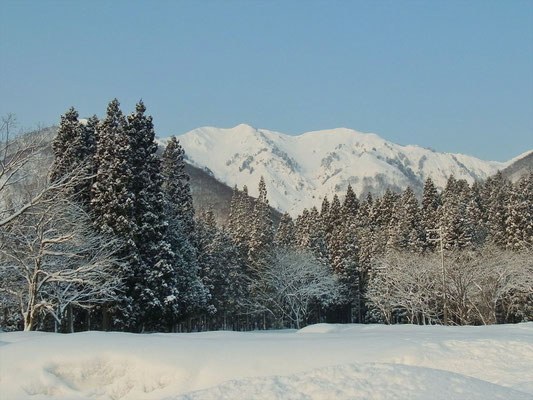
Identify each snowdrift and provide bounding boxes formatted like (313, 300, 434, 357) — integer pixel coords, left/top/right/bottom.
(1, 323, 532, 399)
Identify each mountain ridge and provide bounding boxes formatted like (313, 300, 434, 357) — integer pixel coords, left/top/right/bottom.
(159, 124, 527, 216)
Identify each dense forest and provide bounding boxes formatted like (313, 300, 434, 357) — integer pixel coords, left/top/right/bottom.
(1, 101, 531, 332)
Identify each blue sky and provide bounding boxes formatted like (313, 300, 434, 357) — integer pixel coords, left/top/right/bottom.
(1, 0, 531, 161)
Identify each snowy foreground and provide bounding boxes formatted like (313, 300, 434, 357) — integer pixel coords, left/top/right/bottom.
(1, 324, 532, 400)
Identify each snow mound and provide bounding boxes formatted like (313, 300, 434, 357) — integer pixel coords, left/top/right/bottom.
(175, 363, 531, 400)
(296, 323, 346, 334)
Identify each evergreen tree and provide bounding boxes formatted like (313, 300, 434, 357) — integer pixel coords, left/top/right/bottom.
(387, 187, 423, 252)
(91, 99, 138, 325)
(320, 196, 330, 220)
(309, 206, 329, 263)
(357, 192, 373, 229)
(50, 107, 96, 204)
(91, 100, 134, 238)
(325, 194, 342, 246)
(294, 208, 310, 247)
(295, 207, 328, 263)
(421, 177, 440, 250)
(342, 184, 359, 220)
(371, 190, 399, 255)
(275, 212, 295, 247)
(484, 172, 511, 247)
(465, 182, 487, 247)
(125, 101, 183, 330)
(248, 177, 274, 270)
(91, 100, 184, 330)
(327, 219, 360, 311)
(200, 224, 247, 327)
(506, 174, 533, 250)
(228, 185, 253, 261)
(161, 136, 207, 318)
(439, 176, 472, 249)
(161, 136, 195, 236)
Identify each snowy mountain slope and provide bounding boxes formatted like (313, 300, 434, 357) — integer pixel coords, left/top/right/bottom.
(501, 150, 533, 182)
(161, 124, 522, 216)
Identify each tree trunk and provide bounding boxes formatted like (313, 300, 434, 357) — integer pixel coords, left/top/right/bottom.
(67, 304, 74, 333)
(102, 304, 110, 331)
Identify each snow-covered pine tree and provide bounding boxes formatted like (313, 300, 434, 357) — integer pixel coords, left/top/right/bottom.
(124, 101, 185, 330)
(50, 107, 96, 205)
(506, 174, 533, 250)
(342, 184, 359, 220)
(161, 136, 195, 237)
(320, 196, 330, 220)
(465, 181, 487, 247)
(248, 177, 274, 271)
(439, 176, 472, 249)
(161, 136, 207, 320)
(484, 172, 511, 247)
(421, 177, 441, 250)
(356, 192, 373, 229)
(309, 206, 329, 264)
(294, 207, 328, 263)
(387, 187, 424, 253)
(371, 190, 399, 256)
(352, 193, 375, 323)
(327, 219, 360, 315)
(227, 185, 240, 242)
(197, 216, 247, 329)
(324, 194, 342, 247)
(228, 185, 253, 262)
(275, 212, 295, 247)
(195, 209, 217, 314)
(91, 99, 183, 331)
(50, 107, 83, 182)
(294, 208, 310, 247)
(328, 187, 360, 302)
(385, 198, 402, 252)
(91, 99, 138, 326)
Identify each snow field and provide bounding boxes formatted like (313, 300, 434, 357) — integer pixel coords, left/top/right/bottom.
(1, 323, 532, 400)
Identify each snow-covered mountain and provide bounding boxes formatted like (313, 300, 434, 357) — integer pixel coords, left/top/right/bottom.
(161, 124, 529, 216)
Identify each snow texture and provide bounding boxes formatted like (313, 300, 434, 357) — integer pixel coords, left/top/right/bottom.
(1, 323, 532, 399)
(159, 124, 524, 216)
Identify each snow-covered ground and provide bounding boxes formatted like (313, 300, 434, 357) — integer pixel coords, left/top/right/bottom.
(1, 323, 532, 400)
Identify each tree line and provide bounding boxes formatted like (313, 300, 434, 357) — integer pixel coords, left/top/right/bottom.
(212, 168, 532, 328)
(0, 104, 531, 332)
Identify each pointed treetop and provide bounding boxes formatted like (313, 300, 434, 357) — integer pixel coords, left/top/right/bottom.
(342, 184, 359, 218)
(107, 98, 120, 113)
(136, 100, 146, 114)
(64, 107, 79, 120)
(320, 196, 330, 218)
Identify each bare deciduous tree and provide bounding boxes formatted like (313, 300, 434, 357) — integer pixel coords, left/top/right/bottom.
(367, 247, 533, 325)
(0, 198, 122, 331)
(244, 248, 343, 329)
(367, 251, 440, 324)
(0, 115, 64, 228)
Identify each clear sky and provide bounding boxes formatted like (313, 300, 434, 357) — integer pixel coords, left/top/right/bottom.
(1, 0, 532, 161)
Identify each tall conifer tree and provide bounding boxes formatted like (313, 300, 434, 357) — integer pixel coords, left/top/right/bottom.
(248, 177, 274, 270)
